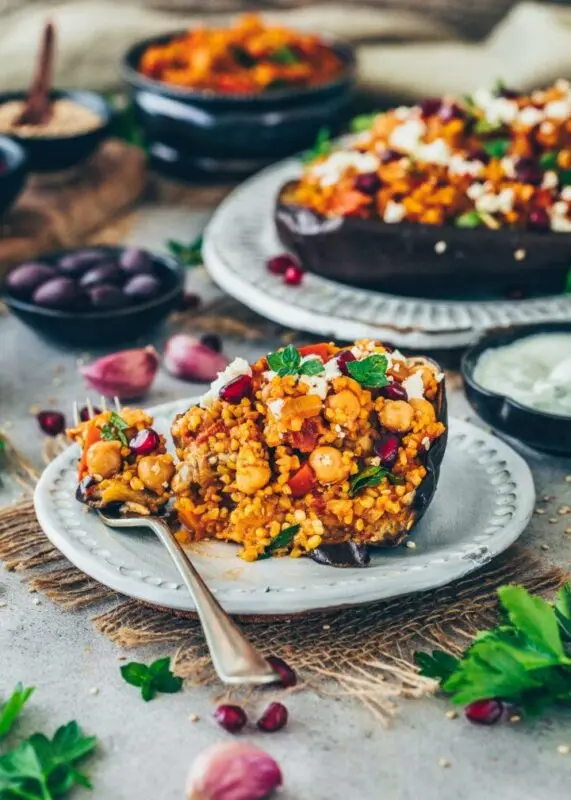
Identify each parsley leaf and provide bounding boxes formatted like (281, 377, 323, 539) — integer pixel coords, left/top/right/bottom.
(350, 112, 379, 133)
(455, 210, 483, 228)
(482, 138, 510, 159)
(0, 721, 96, 799)
(270, 46, 300, 66)
(267, 345, 302, 377)
(258, 525, 300, 560)
(0, 685, 34, 739)
(299, 359, 324, 376)
(301, 127, 331, 164)
(166, 235, 203, 268)
(347, 354, 389, 388)
(414, 651, 460, 682)
(349, 465, 402, 497)
(120, 657, 182, 702)
(100, 412, 129, 447)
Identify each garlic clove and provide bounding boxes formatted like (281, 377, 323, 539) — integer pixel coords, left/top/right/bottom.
(164, 334, 229, 383)
(186, 741, 283, 800)
(80, 346, 159, 400)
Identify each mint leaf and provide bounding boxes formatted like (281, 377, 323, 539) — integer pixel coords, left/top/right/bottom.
(346, 354, 389, 388)
(270, 46, 300, 65)
(415, 651, 459, 681)
(540, 151, 558, 170)
(267, 345, 302, 377)
(166, 235, 203, 268)
(120, 657, 182, 701)
(349, 465, 400, 496)
(258, 524, 300, 560)
(498, 584, 565, 659)
(100, 412, 128, 447)
(482, 138, 510, 159)
(0, 684, 34, 738)
(148, 658, 183, 694)
(120, 663, 149, 688)
(455, 210, 483, 228)
(350, 112, 379, 133)
(302, 127, 331, 164)
(299, 359, 324, 376)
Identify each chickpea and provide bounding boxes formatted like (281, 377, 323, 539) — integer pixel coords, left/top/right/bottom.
(326, 389, 361, 421)
(235, 445, 271, 495)
(86, 440, 122, 479)
(309, 446, 350, 484)
(409, 397, 436, 423)
(378, 400, 414, 433)
(137, 455, 175, 494)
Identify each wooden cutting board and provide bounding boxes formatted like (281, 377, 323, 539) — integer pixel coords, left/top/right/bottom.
(0, 139, 146, 277)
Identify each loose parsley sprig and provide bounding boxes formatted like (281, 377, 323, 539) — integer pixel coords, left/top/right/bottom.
(100, 412, 129, 447)
(266, 345, 324, 378)
(0, 684, 34, 739)
(258, 525, 300, 560)
(301, 127, 331, 164)
(120, 657, 183, 702)
(415, 582, 571, 717)
(166, 235, 203, 268)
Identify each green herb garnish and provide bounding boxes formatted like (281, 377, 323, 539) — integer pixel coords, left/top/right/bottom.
(258, 524, 300, 560)
(482, 138, 510, 159)
(120, 657, 183, 702)
(539, 151, 558, 170)
(0, 720, 97, 798)
(270, 46, 300, 66)
(100, 412, 129, 447)
(301, 127, 331, 164)
(415, 582, 571, 716)
(299, 359, 324, 376)
(350, 112, 379, 133)
(455, 210, 484, 228)
(166, 235, 203, 268)
(349, 465, 403, 497)
(0, 684, 34, 739)
(474, 118, 503, 135)
(559, 169, 571, 186)
(346, 354, 389, 388)
(267, 344, 301, 376)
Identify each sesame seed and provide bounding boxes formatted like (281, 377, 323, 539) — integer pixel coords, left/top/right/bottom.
(29, 405, 40, 415)
(541, 544, 550, 551)
(434, 241, 447, 254)
(557, 745, 570, 755)
(514, 248, 526, 261)
(89, 687, 100, 695)
(189, 713, 200, 722)
(438, 758, 451, 768)
(509, 714, 521, 724)
(549, 518, 558, 524)
(323, 624, 331, 630)
(406, 541, 416, 549)
(445, 710, 458, 719)
(535, 508, 546, 515)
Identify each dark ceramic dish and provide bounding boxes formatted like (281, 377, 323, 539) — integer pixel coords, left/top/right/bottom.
(462, 322, 571, 456)
(276, 184, 571, 298)
(311, 358, 448, 568)
(0, 136, 27, 215)
(0, 90, 112, 172)
(2, 246, 183, 347)
(123, 32, 355, 179)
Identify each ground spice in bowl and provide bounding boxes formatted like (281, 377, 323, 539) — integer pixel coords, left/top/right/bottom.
(0, 98, 102, 138)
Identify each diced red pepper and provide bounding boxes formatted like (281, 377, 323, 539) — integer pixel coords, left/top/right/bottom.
(288, 463, 316, 497)
(298, 343, 331, 361)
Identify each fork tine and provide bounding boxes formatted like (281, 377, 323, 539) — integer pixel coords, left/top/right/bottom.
(72, 401, 80, 426)
(101, 396, 107, 411)
(114, 396, 121, 413)
(86, 398, 95, 419)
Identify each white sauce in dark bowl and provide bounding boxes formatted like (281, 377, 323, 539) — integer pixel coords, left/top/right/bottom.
(473, 333, 571, 417)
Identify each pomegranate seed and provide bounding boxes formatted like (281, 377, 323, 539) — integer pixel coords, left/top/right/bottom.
(200, 333, 223, 353)
(466, 147, 490, 164)
(439, 103, 464, 123)
(129, 427, 160, 455)
(257, 702, 288, 733)
(37, 410, 65, 437)
(528, 207, 550, 232)
(267, 254, 297, 275)
(219, 374, 253, 404)
(465, 699, 504, 725)
(283, 264, 304, 286)
(336, 350, 356, 376)
(79, 405, 101, 422)
(213, 704, 247, 733)
(354, 172, 381, 194)
(379, 382, 408, 401)
(266, 655, 297, 687)
(380, 148, 402, 164)
(374, 434, 400, 468)
(420, 97, 442, 117)
(515, 157, 542, 186)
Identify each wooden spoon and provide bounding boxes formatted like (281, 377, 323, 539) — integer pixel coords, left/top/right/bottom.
(16, 21, 56, 126)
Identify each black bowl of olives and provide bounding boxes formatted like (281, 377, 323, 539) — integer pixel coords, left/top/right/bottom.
(2, 246, 184, 346)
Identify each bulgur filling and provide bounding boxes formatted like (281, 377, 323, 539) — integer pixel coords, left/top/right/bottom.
(171, 340, 446, 562)
(285, 80, 571, 232)
(67, 408, 175, 516)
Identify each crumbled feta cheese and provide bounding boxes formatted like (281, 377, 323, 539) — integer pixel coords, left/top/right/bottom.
(263, 370, 277, 381)
(544, 100, 571, 120)
(434, 240, 447, 254)
(542, 170, 559, 189)
(486, 98, 518, 125)
(517, 106, 544, 127)
(299, 374, 328, 399)
(422, 437, 431, 450)
(449, 155, 484, 177)
(383, 201, 406, 224)
(550, 201, 571, 231)
(370, 456, 381, 466)
(402, 372, 425, 399)
(500, 157, 516, 178)
(389, 119, 426, 153)
(394, 105, 412, 120)
(562, 187, 571, 202)
(200, 358, 252, 408)
(324, 358, 342, 380)
(268, 398, 284, 419)
(466, 182, 485, 200)
(300, 354, 323, 365)
(475, 187, 514, 215)
(416, 138, 451, 166)
(435, 371, 445, 383)
(540, 121, 555, 135)
(472, 88, 494, 108)
(310, 151, 379, 187)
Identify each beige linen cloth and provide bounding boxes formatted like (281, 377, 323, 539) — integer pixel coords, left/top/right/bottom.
(1, 1, 571, 100)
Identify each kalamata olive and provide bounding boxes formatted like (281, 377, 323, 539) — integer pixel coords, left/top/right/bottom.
(79, 262, 123, 289)
(5, 263, 57, 298)
(119, 247, 153, 274)
(87, 284, 126, 309)
(32, 277, 82, 310)
(58, 249, 105, 276)
(123, 274, 161, 302)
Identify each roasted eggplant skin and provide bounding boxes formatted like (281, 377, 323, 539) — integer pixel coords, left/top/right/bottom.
(276, 183, 571, 297)
(311, 362, 448, 568)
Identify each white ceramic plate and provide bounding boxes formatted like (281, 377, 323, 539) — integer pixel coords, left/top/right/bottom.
(34, 398, 535, 616)
(203, 158, 571, 349)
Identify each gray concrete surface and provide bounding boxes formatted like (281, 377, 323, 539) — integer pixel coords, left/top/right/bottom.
(1, 207, 571, 799)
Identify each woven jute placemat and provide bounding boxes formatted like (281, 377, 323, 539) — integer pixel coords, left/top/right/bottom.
(0, 495, 565, 722)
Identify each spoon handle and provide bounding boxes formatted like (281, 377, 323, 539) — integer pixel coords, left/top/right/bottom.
(145, 517, 277, 685)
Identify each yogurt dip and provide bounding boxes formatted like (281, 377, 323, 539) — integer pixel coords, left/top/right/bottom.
(473, 333, 571, 417)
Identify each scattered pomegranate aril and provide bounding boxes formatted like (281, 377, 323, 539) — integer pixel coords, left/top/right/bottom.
(354, 172, 381, 194)
(79, 405, 101, 422)
(283, 264, 304, 286)
(266, 655, 297, 687)
(374, 434, 400, 468)
(336, 350, 356, 376)
(528, 207, 550, 232)
(37, 410, 65, 437)
(267, 254, 297, 275)
(420, 97, 442, 117)
(214, 704, 247, 733)
(129, 427, 160, 455)
(219, 374, 253, 404)
(380, 382, 408, 401)
(464, 698, 504, 725)
(257, 702, 288, 733)
(200, 333, 223, 353)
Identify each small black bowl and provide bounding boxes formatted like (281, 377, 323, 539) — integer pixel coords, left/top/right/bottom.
(123, 31, 355, 179)
(0, 90, 112, 172)
(2, 246, 183, 346)
(462, 322, 571, 456)
(0, 136, 27, 215)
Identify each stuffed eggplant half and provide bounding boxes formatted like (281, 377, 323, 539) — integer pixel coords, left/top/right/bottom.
(171, 340, 447, 567)
(277, 80, 571, 296)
